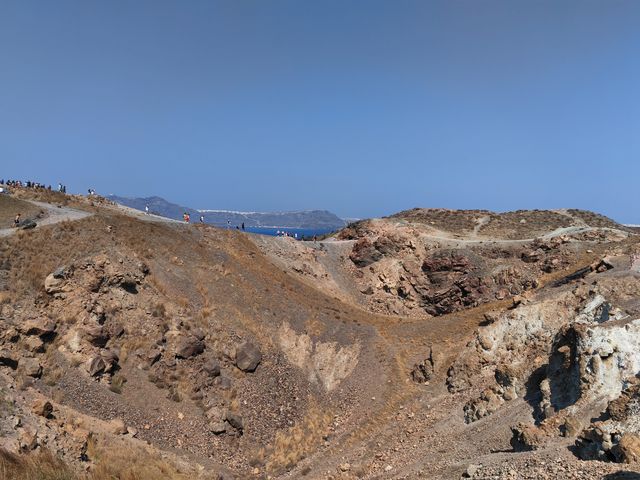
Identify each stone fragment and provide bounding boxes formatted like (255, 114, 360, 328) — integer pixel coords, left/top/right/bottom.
(23, 336, 44, 353)
(84, 325, 109, 347)
(209, 422, 227, 434)
(87, 356, 106, 376)
(225, 411, 243, 431)
(206, 407, 225, 422)
(175, 336, 205, 359)
(615, 434, 640, 463)
(21, 318, 56, 337)
(21, 357, 42, 377)
(203, 358, 221, 377)
(0, 350, 18, 369)
(235, 342, 262, 372)
(44, 273, 65, 294)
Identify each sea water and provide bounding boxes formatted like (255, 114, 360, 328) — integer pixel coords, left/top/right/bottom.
(242, 226, 335, 239)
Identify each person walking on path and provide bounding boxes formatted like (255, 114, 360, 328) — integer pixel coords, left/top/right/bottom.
(241, 222, 245, 231)
(183, 212, 190, 223)
(199, 215, 204, 223)
(145, 205, 149, 215)
(13, 213, 21, 228)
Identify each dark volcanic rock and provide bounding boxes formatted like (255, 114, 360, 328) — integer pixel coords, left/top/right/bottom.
(175, 336, 205, 359)
(349, 238, 383, 267)
(234, 342, 262, 372)
(0, 350, 18, 369)
(203, 358, 221, 377)
(225, 411, 244, 432)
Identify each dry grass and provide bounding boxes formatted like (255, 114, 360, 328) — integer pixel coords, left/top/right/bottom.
(41, 348, 66, 387)
(0, 291, 12, 305)
(11, 188, 71, 206)
(109, 374, 127, 394)
(478, 210, 574, 239)
(42, 364, 64, 387)
(119, 336, 149, 365)
(388, 207, 627, 240)
(148, 274, 168, 296)
(0, 437, 204, 480)
(1, 216, 106, 299)
(265, 402, 333, 474)
(0, 389, 15, 415)
(566, 208, 630, 230)
(0, 448, 77, 480)
(0, 195, 42, 227)
(151, 301, 167, 318)
(390, 208, 490, 234)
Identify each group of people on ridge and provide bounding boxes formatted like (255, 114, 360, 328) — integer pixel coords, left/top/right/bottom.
(180, 212, 246, 231)
(1, 179, 60, 191)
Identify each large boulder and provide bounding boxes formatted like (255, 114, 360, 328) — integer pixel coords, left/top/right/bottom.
(44, 268, 67, 294)
(235, 342, 262, 372)
(20, 318, 56, 338)
(511, 423, 545, 451)
(23, 336, 44, 353)
(225, 411, 244, 432)
(101, 350, 119, 373)
(206, 406, 225, 422)
(615, 434, 640, 463)
(21, 357, 42, 378)
(19, 219, 37, 230)
(175, 336, 205, 359)
(83, 325, 109, 347)
(410, 347, 435, 383)
(0, 350, 18, 369)
(209, 422, 227, 434)
(349, 238, 383, 267)
(87, 356, 106, 376)
(203, 358, 221, 377)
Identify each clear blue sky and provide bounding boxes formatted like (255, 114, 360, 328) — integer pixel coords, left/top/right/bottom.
(1, 1, 639, 221)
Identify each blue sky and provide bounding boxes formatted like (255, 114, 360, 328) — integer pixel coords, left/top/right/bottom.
(1, 1, 639, 221)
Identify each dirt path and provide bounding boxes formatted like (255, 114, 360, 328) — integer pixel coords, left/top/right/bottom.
(321, 224, 630, 249)
(406, 225, 631, 249)
(471, 214, 491, 238)
(106, 203, 182, 224)
(0, 199, 92, 237)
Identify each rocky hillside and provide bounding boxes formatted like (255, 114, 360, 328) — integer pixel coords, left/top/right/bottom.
(0, 193, 384, 479)
(321, 208, 632, 317)
(3, 196, 640, 479)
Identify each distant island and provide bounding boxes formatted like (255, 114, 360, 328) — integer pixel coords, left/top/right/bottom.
(108, 195, 347, 229)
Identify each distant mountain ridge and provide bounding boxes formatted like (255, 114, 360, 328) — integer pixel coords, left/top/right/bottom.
(108, 195, 347, 229)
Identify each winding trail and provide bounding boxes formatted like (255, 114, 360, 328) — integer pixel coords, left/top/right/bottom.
(320, 224, 631, 249)
(0, 199, 92, 237)
(0, 196, 187, 238)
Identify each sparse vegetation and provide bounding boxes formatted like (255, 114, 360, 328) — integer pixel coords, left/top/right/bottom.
(109, 374, 127, 394)
(0, 440, 200, 480)
(265, 404, 333, 474)
(0, 448, 77, 480)
(151, 302, 166, 318)
(0, 195, 42, 228)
